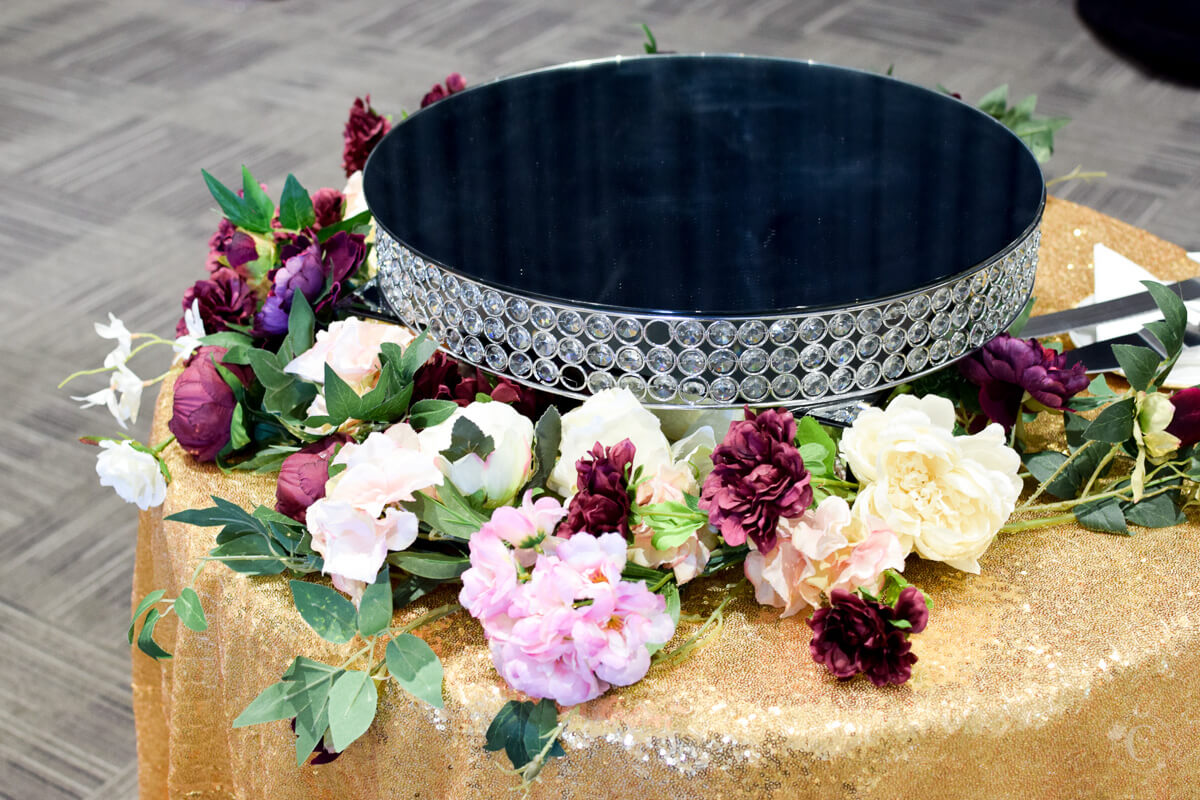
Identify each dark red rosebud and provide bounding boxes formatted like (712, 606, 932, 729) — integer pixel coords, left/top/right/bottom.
(421, 74, 468, 108)
(960, 333, 1089, 430)
(311, 188, 346, 229)
(1168, 387, 1200, 448)
(342, 95, 390, 177)
(420, 84, 447, 108)
(176, 267, 256, 337)
(699, 407, 812, 552)
(445, 73, 467, 93)
(275, 435, 351, 523)
(168, 346, 253, 462)
(557, 439, 636, 538)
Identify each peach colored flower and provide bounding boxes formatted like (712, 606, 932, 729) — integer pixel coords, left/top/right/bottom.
(628, 463, 716, 585)
(284, 317, 416, 391)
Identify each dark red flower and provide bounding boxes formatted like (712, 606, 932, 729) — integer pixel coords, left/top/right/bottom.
(342, 95, 390, 177)
(807, 587, 928, 687)
(557, 439, 636, 538)
(168, 346, 253, 462)
(412, 351, 541, 418)
(1168, 387, 1200, 448)
(311, 187, 346, 229)
(698, 407, 812, 553)
(960, 333, 1089, 430)
(223, 231, 263, 277)
(420, 73, 467, 108)
(176, 267, 257, 337)
(206, 217, 237, 273)
(275, 435, 351, 523)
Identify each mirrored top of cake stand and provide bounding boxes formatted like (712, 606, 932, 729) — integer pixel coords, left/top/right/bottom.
(364, 54, 1045, 410)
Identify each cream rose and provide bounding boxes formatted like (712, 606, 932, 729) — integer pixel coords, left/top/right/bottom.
(95, 440, 167, 510)
(548, 388, 672, 496)
(284, 317, 416, 392)
(418, 401, 535, 508)
(841, 394, 1021, 574)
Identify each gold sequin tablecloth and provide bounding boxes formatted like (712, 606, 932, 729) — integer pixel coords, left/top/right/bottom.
(133, 198, 1200, 800)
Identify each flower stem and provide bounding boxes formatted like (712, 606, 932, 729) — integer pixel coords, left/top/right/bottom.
(1017, 440, 1096, 511)
(390, 603, 462, 636)
(151, 435, 176, 455)
(1000, 513, 1077, 533)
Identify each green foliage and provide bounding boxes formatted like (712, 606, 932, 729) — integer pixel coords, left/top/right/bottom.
(1067, 374, 1119, 412)
(392, 574, 444, 609)
(977, 85, 1069, 163)
(635, 496, 707, 550)
(356, 570, 393, 638)
(326, 670, 378, 751)
(174, 588, 208, 632)
(795, 415, 837, 478)
(1122, 489, 1185, 528)
(386, 634, 445, 708)
(234, 656, 345, 765)
(387, 550, 471, 580)
(1112, 344, 1160, 393)
(201, 166, 274, 233)
(316, 210, 371, 243)
(168, 495, 315, 575)
(640, 22, 658, 54)
(136, 608, 172, 659)
(305, 334, 436, 429)
(1083, 398, 1136, 444)
(524, 405, 562, 494)
(1074, 495, 1129, 534)
(403, 480, 489, 541)
(647, 583, 680, 656)
(441, 417, 495, 462)
(290, 580, 359, 644)
(278, 174, 315, 231)
(484, 699, 565, 775)
(408, 399, 459, 430)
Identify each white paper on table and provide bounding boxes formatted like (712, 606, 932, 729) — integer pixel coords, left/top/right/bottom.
(1066, 244, 1200, 388)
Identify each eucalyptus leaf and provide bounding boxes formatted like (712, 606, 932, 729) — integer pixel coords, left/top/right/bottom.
(290, 580, 359, 644)
(129, 590, 165, 644)
(326, 670, 378, 752)
(174, 588, 208, 632)
(387, 550, 470, 580)
(1083, 398, 1136, 444)
(136, 608, 172, 659)
(1112, 344, 1160, 393)
(484, 699, 565, 772)
(356, 570, 392, 637)
(385, 634, 444, 708)
(233, 680, 304, 727)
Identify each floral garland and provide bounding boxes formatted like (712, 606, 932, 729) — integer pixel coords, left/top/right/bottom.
(64, 46, 1200, 788)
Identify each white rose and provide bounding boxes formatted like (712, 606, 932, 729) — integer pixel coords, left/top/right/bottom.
(306, 498, 419, 605)
(547, 388, 673, 496)
(95, 440, 167, 510)
(840, 394, 1021, 574)
(418, 401, 534, 508)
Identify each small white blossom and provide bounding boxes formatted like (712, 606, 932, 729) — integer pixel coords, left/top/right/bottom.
(95, 313, 132, 364)
(72, 362, 144, 428)
(173, 299, 207, 363)
(95, 440, 167, 510)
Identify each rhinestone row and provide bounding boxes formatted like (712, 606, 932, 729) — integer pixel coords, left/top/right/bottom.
(375, 227, 1040, 408)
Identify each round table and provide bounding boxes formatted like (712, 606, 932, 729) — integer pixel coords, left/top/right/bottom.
(132, 197, 1200, 799)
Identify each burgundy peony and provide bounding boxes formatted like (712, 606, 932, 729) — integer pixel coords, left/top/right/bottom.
(311, 187, 346, 229)
(342, 95, 390, 176)
(556, 439, 636, 538)
(206, 217, 237, 272)
(1167, 386, 1200, 448)
(420, 73, 467, 108)
(959, 333, 1089, 430)
(412, 351, 540, 418)
(807, 587, 928, 687)
(168, 346, 253, 462)
(699, 407, 812, 553)
(275, 435, 350, 523)
(176, 267, 257, 337)
(255, 231, 366, 335)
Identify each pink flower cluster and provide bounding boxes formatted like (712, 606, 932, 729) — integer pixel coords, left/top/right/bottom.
(460, 499, 676, 706)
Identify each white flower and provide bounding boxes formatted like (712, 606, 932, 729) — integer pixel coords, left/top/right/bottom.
(548, 388, 673, 496)
(342, 170, 368, 218)
(72, 362, 144, 428)
(840, 394, 1021, 574)
(173, 299, 207, 363)
(95, 440, 167, 510)
(306, 499, 419, 605)
(418, 401, 534, 507)
(284, 317, 415, 392)
(95, 313, 132, 364)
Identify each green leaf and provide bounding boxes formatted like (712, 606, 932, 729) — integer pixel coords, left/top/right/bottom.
(795, 415, 837, 477)
(1069, 374, 1119, 412)
(408, 398, 460, 430)
(129, 590, 165, 643)
(639, 499, 708, 550)
(174, 588, 208, 632)
(889, 618, 913, 630)
(278, 174, 315, 231)
(1112, 344, 1160, 393)
(403, 482, 488, 540)
(978, 84, 1008, 116)
(233, 680, 304, 727)
(326, 670, 378, 752)
(136, 608, 172, 659)
(200, 169, 261, 232)
(387, 550, 470, 580)
(440, 416, 495, 462)
(281, 291, 316, 364)
(1142, 280, 1188, 360)
(240, 165, 275, 232)
(1083, 398, 1136, 444)
(1007, 296, 1036, 336)
(356, 377, 413, 424)
(1074, 496, 1129, 534)
(525, 405, 562, 493)
(383, 332, 438, 384)
(290, 580, 359, 644)
(648, 584, 680, 656)
(1123, 490, 1185, 528)
(321, 362, 362, 424)
(356, 570, 392, 637)
(199, 331, 253, 350)
(640, 22, 658, 54)
(392, 574, 443, 609)
(316, 210, 371, 243)
(210, 535, 287, 575)
(484, 699, 565, 772)
(385, 634, 444, 708)
(229, 404, 251, 450)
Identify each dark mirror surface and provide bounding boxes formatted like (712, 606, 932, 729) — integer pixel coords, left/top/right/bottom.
(365, 55, 1044, 315)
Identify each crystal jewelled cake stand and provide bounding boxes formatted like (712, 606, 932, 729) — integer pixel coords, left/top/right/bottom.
(360, 55, 1045, 418)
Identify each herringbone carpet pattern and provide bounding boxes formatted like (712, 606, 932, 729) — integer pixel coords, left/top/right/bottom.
(1, 0, 1196, 797)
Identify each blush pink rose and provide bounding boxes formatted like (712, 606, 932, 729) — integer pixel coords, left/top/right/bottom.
(460, 527, 521, 622)
(628, 463, 716, 584)
(325, 425, 442, 517)
(305, 499, 418, 604)
(284, 317, 417, 391)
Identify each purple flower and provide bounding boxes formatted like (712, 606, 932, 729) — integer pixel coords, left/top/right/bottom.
(1168, 387, 1200, 448)
(168, 346, 253, 463)
(254, 231, 366, 336)
(699, 407, 812, 553)
(175, 267, 256, 337)
(311, 187, 346, 229)
(807, 587, 928, 687)
(420, 73, 467, 108)
(275, 435, 350, 524)
(959, 333, 1089, 430)
(557, 439, 636, 538)
(206, 217, 236, 273)
(342, 95, 390, 177)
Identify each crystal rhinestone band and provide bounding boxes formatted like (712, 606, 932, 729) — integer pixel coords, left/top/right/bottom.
(374, 226, 1040, 409)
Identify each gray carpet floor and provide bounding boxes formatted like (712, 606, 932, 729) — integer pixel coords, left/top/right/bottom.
(1, 0, 1197, 797)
